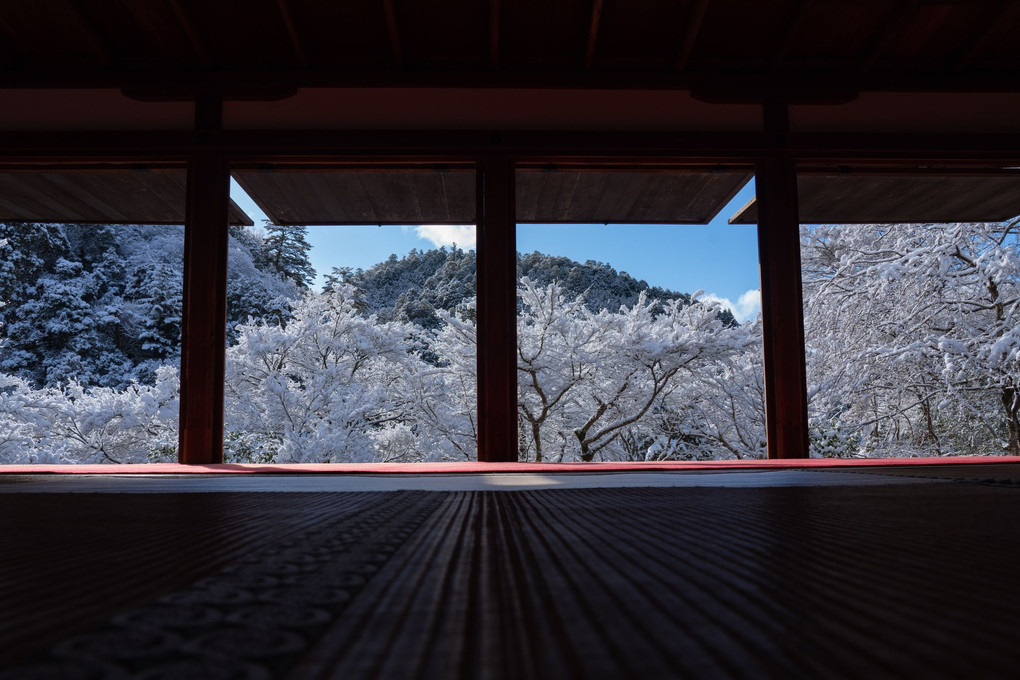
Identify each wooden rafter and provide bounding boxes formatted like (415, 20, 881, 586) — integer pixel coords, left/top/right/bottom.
(860, 0, 920, 72)
(277, 0, 309, 68)
(676, 0, 709, 71)
(771, 0, 810, 72)
(585, 0, 604, 70)
(954, 0, 1013, 72)
(67, 0, 115, 67)
(383, 0, 404, 68)
(168, 0, 213, 68)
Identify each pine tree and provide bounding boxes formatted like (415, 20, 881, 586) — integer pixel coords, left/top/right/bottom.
(262, 222, 315, 289)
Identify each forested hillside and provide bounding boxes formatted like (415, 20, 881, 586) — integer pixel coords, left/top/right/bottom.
(327, 247, 734, 328)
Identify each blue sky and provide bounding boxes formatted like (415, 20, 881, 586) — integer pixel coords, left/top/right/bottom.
(230, 178, 762, 321)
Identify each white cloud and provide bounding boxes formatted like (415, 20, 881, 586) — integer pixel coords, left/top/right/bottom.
(701, 289, 761, 323)
(414, 225, 475, 250)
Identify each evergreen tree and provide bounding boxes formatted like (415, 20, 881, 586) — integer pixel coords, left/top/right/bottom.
(261, 222, 315, 289)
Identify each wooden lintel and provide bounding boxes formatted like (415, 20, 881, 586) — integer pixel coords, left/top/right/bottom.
(179, 151, 230, 464)
(476, 156, 517, 462)
(5, 67, 1020, 94)
(755, 156, 809, 459)
(692, 85, 858, 106)
(6, 130, 1020, 165)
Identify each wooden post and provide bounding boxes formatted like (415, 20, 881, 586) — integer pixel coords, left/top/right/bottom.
(476, 156, 518, 462)
(179, 97, 229, 464)
(755, 155, 810, 459)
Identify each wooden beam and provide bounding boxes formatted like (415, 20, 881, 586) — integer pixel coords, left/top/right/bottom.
(755, 155, 809, 459)
(179, 98, 229, 464)
(8, 129, 1020, 164)
(5, 65, 1020, 93)
(383, 0, 404, 68)
(676, 0, 709, 71)
(476, 156, 517, 462)
(584, 0, 604, 70)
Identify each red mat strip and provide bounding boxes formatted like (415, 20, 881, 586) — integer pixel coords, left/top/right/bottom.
(1, 456, 1017, 474)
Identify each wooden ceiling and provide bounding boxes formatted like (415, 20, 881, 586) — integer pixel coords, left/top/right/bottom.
(233, 168, 477, 225)
(0, 1, 1018, 95)
(730, 171, 1020, 224)
(234, 167, 751, 225)
(516, 169, 751, 224)
(0, 170, 252, 225)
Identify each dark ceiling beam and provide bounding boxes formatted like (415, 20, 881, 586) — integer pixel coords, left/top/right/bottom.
(67, 0, 116, 67)
(7, 67, 1020, 94)
(490, 0, 500, 67)
(771, 0, 810, 72)
(584, 0, 604, 70)
(277, 0, 309, 68)
(860, 0, 920, 72)
(383, 0, 404, 68)
(6, 129, 1020, 165)
(169, 0, 213, 68)
(954, 0, 1013, 72)
(676, 0, 709, 71)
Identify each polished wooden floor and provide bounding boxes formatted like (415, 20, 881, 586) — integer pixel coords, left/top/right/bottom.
(2, 466, 1019, 679)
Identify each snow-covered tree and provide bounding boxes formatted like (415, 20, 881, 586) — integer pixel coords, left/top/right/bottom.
(516, 279, 751, 462)
(223, 283, 416, 463)
(801, 219, 1020, 456)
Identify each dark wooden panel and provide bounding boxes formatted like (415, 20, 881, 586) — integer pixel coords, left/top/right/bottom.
(233, 169, 477, 225)
(0, 169, 251, 225)
(516, 170, 751, 224)
(731, 172, 1020, 224)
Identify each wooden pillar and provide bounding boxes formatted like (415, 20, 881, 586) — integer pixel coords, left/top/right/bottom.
(476, 156, 518, 462)
(755, 155, 810, 459)
(179, 97, 229, 464)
